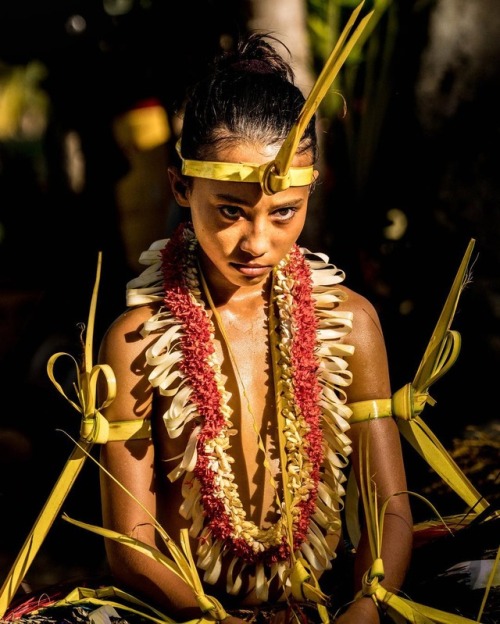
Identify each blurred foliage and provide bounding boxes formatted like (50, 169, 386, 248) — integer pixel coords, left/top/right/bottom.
(0, 61, 49, 141)
(306, 0, 429, 196)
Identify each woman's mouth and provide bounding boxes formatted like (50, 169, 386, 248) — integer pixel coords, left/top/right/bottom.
(231, 263, 270, 277)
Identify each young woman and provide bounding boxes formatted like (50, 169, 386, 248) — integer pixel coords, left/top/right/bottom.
(97, 32, 413, 624)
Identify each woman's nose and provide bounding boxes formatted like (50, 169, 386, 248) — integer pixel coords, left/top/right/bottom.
(239, 220, 269, 257)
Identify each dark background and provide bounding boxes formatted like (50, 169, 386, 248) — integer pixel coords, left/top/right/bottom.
(0, 0, 498, 595)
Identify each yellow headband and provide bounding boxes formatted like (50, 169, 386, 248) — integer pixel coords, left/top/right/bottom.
(178, 1, 373, 195)
(176, 140, 315, 191)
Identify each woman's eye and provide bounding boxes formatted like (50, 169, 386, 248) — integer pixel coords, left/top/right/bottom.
(219, 205, 242, 219)
(273, 206, 297, 221)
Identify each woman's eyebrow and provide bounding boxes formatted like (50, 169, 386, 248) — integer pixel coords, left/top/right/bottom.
(213, 192, 303, 207)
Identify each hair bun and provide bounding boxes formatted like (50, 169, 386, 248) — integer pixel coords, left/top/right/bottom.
(228, 59, 274, 74)
(214, 32, 294, 83)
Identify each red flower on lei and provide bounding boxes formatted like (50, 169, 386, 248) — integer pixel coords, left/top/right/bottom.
(161, 222, 323, 566)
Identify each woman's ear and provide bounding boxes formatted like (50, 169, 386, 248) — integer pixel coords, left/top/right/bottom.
(309, 169, 320, 196)
(168, 166, 190, 207)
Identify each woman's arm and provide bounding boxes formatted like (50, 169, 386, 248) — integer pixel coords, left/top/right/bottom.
(97, 305, 207, 620)
(336, 290, 413, 623)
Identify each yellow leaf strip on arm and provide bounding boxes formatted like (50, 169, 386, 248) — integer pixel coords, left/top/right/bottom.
(393, 239, 490, 515)
(347, 398, 392, 423)
(0, 253, 116, 618)
(343, 398, 392, 548)
(61, 435, 227, 624)
(355, 429, 484, 623)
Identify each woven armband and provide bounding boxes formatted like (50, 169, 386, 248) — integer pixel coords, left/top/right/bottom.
(347, 399, 392, 423)
(106, 418, 152, 441)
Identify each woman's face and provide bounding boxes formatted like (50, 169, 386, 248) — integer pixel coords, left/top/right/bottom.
(172, 142, 315, 295)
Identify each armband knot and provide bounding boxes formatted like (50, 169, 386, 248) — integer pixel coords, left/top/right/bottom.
(196, 594, 227, 623)
(391, 383, 429, 421)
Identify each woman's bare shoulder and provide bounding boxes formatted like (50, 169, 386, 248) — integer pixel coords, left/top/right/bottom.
(336, 284, 383, 330)
(106, 303, 160, 334)
(100, 303, 162, 359)
(335, 284, 391, 400)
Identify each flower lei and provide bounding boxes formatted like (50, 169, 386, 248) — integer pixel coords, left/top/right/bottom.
(160, 222, 323, 566)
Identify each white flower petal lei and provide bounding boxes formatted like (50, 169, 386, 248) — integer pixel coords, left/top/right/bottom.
(126, 227, 354, 594)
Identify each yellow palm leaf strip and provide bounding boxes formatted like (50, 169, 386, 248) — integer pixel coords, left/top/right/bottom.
(363, 487, 472, 622)
(287, 556, 330, 614)
(199, 267, 279, 498)
(268, 293, 294, 545)
(356, 434, 478, 621)
(355, 428, 387, 611)
(378, 488, 454, 617)
(393, 238, 489, 513)
(62, 446, 224, 622)
(268, 291, 331, 609)
(46, 253, 116, 439)
(381, 491, 452, 543)
(344, 463, 362, 548)
(382, 594, 482, 624)
(31, 585, 176, 624)
(0, 253, 116, 618)
(61, 522, 225, 624)
(349, 0, 392, 53)
(396, 414, 488, 513)
(357, 429, 381, 562)
(62, 434, 208, 595)
(0, 439, 93, 617)
(267, 1, 374, 194)
(412, 238, 475, 394)
(179, 528, 228, 622)
(477, 545, 500, 623)
(61, 441, 227, 622)
(62, 515, 195, 596)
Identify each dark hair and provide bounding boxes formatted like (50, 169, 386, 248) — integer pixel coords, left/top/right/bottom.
(179, 32, 318, 164)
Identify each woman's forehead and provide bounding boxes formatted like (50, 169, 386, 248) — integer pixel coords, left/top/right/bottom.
(207, 141, 313, 167)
